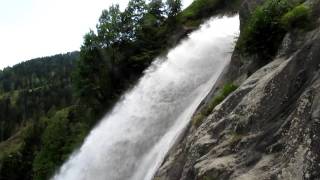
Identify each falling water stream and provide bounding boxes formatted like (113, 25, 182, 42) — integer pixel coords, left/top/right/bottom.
(53, 15, 239, 180)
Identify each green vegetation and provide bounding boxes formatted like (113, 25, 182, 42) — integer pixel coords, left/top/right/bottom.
(237, 0, 313, 62)
(0, 121, 44, 180)
(75, 0, 183, 114)
(192, 83, 238, 127)
(0, 52, 78, 93)
(0, 128, 25, 160)
(0, 53, 81, 180)
(201, 83, 238, 116)
(32, 108, 89, 180)
(0, 52, 78, 142)
(179, 0, 222, 21)
(0, 105, 91, 180)
(281, 4, 311, 30)
(237, 0, 293, 61)
(178, 0, 241, 26)
(192, 113, 207, 127)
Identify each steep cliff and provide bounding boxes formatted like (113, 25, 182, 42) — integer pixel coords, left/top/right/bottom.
(154, 0, 320, 179)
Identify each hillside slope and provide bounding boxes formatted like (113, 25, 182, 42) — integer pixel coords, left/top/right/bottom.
(0, 52, 81, 180)
(0, 52, 78, 142)
(154, 0, 320, 179)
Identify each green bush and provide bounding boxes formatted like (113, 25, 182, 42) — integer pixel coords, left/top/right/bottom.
(237, 0, 294, 61)
(281, 4, 311, 30)
(32, 108, 89, 180)
(178, 0, 241, 26)
(179, 0, 221, 20)
(192, 83, 238, 127)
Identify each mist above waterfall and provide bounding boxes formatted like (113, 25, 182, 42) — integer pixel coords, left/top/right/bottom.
(53, 15, 239, 180)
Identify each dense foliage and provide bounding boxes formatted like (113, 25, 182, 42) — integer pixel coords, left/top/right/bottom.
(32, 107, 89, 180)
(0, 52, 78, 142)
(0, 52, 78, 93)
(281, 4, 311, 30)
(178, 0, 241, 26)
(75, 0, 183, 114)
(237, 0, 293, 61)
(0, 52, 80, 180)
(237, 0, 311, 62)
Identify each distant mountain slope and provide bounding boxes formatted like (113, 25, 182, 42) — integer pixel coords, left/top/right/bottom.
(0, 52, 79, 93)
(0, 52, 79, 142)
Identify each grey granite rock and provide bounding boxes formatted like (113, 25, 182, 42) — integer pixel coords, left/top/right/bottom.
(153, 1, 320, 179)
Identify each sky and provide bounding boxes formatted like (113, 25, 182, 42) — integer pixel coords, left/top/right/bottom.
(0, 0, 193, 70)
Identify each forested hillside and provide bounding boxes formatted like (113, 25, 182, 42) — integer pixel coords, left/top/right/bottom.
(0, 52, 78, 141)
(0, 52, 80, 180)
(0, 0, 240, 179)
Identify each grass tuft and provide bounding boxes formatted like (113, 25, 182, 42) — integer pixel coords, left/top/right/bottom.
(192, 83, 238, 127)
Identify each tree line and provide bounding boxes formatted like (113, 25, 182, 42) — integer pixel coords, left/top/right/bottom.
(75, 0, 182, 114)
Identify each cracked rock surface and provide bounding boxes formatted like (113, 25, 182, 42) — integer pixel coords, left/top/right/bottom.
(153, 1, 320, 179)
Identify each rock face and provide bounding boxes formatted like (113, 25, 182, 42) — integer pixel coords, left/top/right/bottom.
(153, 1, 320, 180)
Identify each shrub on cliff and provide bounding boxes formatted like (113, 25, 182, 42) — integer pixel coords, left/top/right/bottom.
(281, 4, 311, 30)
(237, 0, 293, 61)
(178, 0, 241, 26)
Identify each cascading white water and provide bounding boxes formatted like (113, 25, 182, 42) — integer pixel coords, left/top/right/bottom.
(53, 15, 239, 180)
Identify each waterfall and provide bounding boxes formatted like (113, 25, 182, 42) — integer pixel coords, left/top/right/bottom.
(53, 15, 239, 180)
